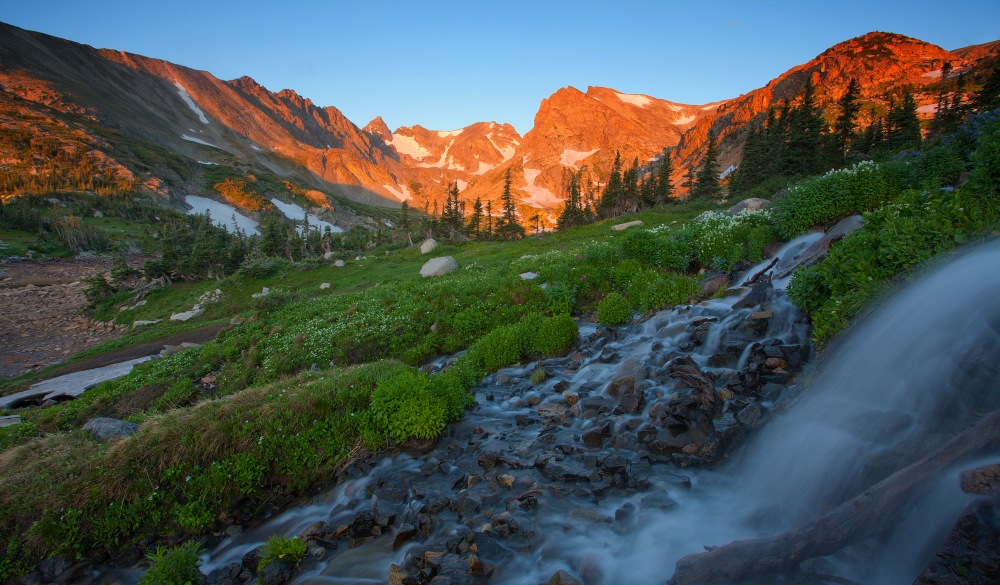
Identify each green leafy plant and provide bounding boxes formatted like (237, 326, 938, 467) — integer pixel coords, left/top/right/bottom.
(258, 534, 307, 572)
(139, 541, 203, 585)
(597, 292, 631, 325)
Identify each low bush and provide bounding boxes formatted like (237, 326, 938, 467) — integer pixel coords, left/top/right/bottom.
(692, 209, 778, 269)
(597, 293, 631, 325)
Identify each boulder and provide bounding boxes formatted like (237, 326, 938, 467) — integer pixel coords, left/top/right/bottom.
(726, 198, 772, 214)
(0, 415, 22, 428)
(334, 259, 345, 267)
(83, 417, 140, 442)
(699, 272, 730, 297)
(548, 570, 584, 585)
(519, 271, 539, 280)
(960, 464, 1000, 495)
(170, 307, 204, 322)
(420, 256, 458, 277)
(319, 282, 331, 290)
(611, 220, 644, 232)
(420, 238, 438, 254)
(323, 251, 336, 260)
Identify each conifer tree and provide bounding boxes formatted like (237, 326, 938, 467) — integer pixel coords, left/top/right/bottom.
(652, 151, 674, 205)
(400, 200, 410, 232)
(496, 169, 524, 240)
(972, 56, 1000, 113)
(692, 133, 720, 199)
(468, 196, 483, 237)
(683, 165, 696, 197)
(785, 80, 825, 176)
(886, 90, 922, 151)
(557, 173, 585, 230)
(621, 157, 640, 213)
(830, 78, 861, 167)
(597, 152, 623, 218)
(484, 200, 494, 239)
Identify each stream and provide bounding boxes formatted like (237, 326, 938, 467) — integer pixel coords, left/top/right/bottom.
(198, 237, 1000, 585)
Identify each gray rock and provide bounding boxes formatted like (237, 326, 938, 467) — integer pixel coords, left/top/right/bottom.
(334, 259, 345, 267)
(611, 220, 644, 232)
(420, 256, 458, 277)
(83, 417, 140, 442)
(170, 307, 204, 321)
(319, 282, 331, 290)
(420, 238, 438, 254)
(519, 271, 539, 280)
(737, 403, 767, 430)
(259, 560, 294, 585)
(727, 198, 772, 214)
(323, 251, 336, 260)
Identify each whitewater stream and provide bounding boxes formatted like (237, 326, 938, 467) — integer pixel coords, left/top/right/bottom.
(201, 237, 1000, 585)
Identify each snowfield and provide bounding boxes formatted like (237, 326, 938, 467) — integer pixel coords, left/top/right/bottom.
(522, 167, 560, 208)
(559, 148, 599, 169)
(388, 134, 432, 160)
(270, 198, 342, 233)
(382, 183, 413, 202)
(181, 134, 220, 149)
(615, 92, 651, 107)
(174, 83, 209, 124)
(184, 195, 260, 236)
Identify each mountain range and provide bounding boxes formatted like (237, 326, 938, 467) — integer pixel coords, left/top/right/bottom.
(1, 21, 998, 226)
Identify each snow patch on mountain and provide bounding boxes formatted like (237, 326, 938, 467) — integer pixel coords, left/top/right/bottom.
(456, 179, 468, 190)
(181, 135, 220, 149)
(174, 83, 209, 124)
(185, 195, 259, 235)
(438, 129, 464, 138)
(474, 161, 496, 175)
(270, 198, 342, 233)
(522, 167, 559, 208)
(487, 133, 517, 161)
(615, 92, 651, 107)
(382, 183, 412, 202)
(388, 134, 432, 160)
(559, 148, 599, 169)
(917, 104, 939, 114)
(674, 114, 697, 125)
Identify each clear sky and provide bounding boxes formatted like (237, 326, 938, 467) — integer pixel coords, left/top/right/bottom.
(3, 1, 998, 134)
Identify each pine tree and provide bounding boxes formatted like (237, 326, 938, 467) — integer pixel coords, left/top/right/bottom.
(692, 133, 720, 200)
(639, 175, 655, 209)
(683, 165, 696, 197)
(886, 90, 922, 152)
(468, 196, 483, 237)
(496, 169, 524, 240)
(972, 56, 1000, 113)
(400, 200, 410, 232)
(652, 151, 674, 205)
(484, 200, 494, 239)
(597, 152, 623, 218)
(785, 79, 825, 176)
(621, 157, 640, 213)
(557, 173, 585, 230)
(830, 78, 861, 167)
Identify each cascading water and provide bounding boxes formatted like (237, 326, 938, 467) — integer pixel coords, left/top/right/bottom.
(202, 239, 1000, 585)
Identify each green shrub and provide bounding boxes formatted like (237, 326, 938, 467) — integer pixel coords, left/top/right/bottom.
(597, 293, 631, 325)
(692, 209, 776, 269)
(521, 313, 578, 358)
(619, 228, 659, 265)
(771, 161, 898, 239)
(543, 282, 577, 315)
(653, 227, 696, 272)
(139, 541, 203, 585)
(637, 273, 700, 313)
(258, 535, 307, 572)
(237, 256, 292, 280)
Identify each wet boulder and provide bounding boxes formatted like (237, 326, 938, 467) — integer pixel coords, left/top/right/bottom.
(83, 417, 139, 442)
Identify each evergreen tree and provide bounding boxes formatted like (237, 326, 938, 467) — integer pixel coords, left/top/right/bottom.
(692, 133, 721, 199)
(597, 152, 623, 218)
(652, 151, 674, 205)
(683, 165, 696, 197)
(557, 173, 585, 230)
(484, 200, 493, 239)
(400, 200, 410, 232)
(468, 196, 483, 237)
(857, 116, 885, 154)
(785, 79, 826, 176)
(830, 78, 861, 167)
(495, 169, 524, 240)
(972, 56, 1000, 113)
(621, 157, 640, 213)
(639, 175, 655, 209)
(886, 90, 922, 151)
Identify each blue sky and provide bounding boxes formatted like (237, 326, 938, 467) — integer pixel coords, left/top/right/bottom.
(3, 1, 998, 134)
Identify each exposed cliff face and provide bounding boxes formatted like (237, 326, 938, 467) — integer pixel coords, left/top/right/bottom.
(671, 32, 991, 184)
(3, 22, 998, 219)
(459, 86, 720, 223)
